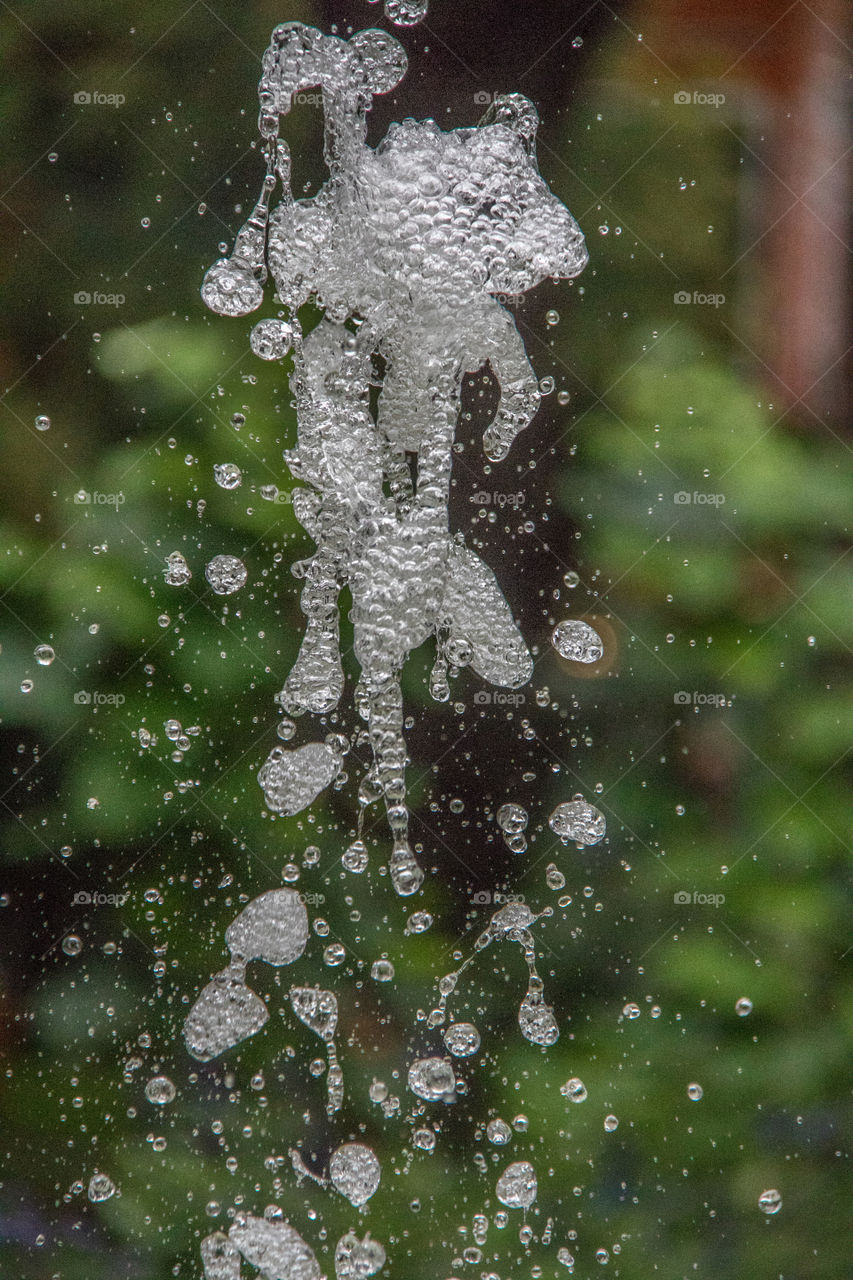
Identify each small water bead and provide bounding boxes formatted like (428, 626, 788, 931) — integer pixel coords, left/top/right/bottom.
(758, 1188, 782, 1215)
(214, 462, 242, 490)
(552, 619, 604, 663)
(560, 1077, 587, 1103)
(163, 551, 192, 586)
(371, 959, 395, 982)
(87, 1172, 116, 1202)
(281, 862, 300, 883)
(260, 484, 280, 501)
(205, 554, 247, 595)
(413, 1127, 436, 1151)
(20, 679, 33, 693)
(62, 934, 83, 957)
(539, 376, 555, 395)
(545, 863, 566, 890)
(323, 943, 346, 967)
(545, 309, 560, 326)
(343, 839, 369, 873)
(369, 1079, 388, 1104)
(495, 1161, 537, 1209)
(549, 798, 606, 847)
(230, 412, 245, 429)
(384, 0, 429, 25)
(687, 1082, 703, 1101)
(622, 1002, 641, 1020)
(33, 412, 51, 432)
(34, 644, 55, 665)
(145, 1076, 176, 1105)
(807, 635, 816, 647)
(486, 1118, 512, 1145)
(157, 613, 170, 628)
(276, 717, 297, 741)
(443, 1022, 481, 1057)
(250, 318, 293, 361)
(736, 996, 753, 1017)
(557, 1247, 575, 1267)
(562, 570, 579, 588)
(496, 803, 528, 834)
(603, 1114, 619, 1132)
(595, 1249, 610, 1265)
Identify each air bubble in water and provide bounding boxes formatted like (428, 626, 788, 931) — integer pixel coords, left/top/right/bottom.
(552, 619, 603, 662)
(205, 554, 247, 595)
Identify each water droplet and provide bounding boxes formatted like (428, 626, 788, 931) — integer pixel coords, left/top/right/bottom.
(407, 1056, 456, 1102)
(687, 1082, 703, 1100)
(34, 644, 55, 665)
(329, 1143, 381, 1206)
(443, 1021, 481, 1057)
(205, 554, 247, 595)
(145, 1075, 176, 1105)
(552, 619, 604, 663)
(370, 958, 395, 982)
(549, 798, 606, 846)
(496, 802, 528, 834)
(603, 1113, 619, 1132)
(758, 1188, 782, 1215)
(62, 934, 83, 957)
(214, 462, 242, 490)
(735, 996, 753, 1017)
(250, 318, 293, 360)
(560, 1076, 587, 1103)
(87, 1171, 116, 1202)
(34, 414, 51, 431)
(163, 551, 192, 586)
(496, 1160, 537, 1208)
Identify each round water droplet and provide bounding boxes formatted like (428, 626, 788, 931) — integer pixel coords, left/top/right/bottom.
(412, 1127, 436, 1151)
(622, 1002, 641, 1020)
(687, 1082, 703, 1100)
(329, 1143, 381, 1206)
(87, 1171, 116, 1202)
(735, 996, 753, 1017)
(201, 257, 264, 317)
(62, 934, 83, 956)
(758, 1188, 782, 1215)
(496, 803, 528, 834)
(443, 1022, 481, 1057)
(408, 1056, 456, 1102)
(486, 1117, 512, 1144)
(343, 840, 369, 873)
(214, 462, 242, 490)
(370, 958, 395, 982)
(552, 619, 604, 663)
(205, 554, 247, 595)
(560, 1076, 587, 1103)
(250, 318, 293, 361)
(323, 942, 346, 967)
(163, 551, 192, 586)
(496, 1160, 537, 1209)
(603, 1114, 619, 1132)
(35, 415, 51, 431)
(545, 863, 566, 890)
(34, 644, 55, 665)
(406, 910, 433, 934)
(20, 679, 33, 693)
(145, 1075, 176, 1105)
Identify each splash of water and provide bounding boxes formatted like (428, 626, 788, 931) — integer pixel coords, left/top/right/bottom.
(201, 21, 587, 897)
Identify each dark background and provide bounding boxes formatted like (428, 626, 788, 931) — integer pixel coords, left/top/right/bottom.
(0, 1, 849, 1277)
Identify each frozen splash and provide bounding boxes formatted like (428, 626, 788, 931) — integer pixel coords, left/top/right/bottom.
(201, 21, 587, 895)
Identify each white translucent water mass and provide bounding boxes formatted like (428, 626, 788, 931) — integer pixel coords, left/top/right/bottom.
(201, 20, 587, 897)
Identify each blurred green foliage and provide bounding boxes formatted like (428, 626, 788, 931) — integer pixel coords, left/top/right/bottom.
(0, 3, 849, 1279)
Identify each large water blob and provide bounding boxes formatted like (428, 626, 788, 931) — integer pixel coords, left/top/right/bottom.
(200, 21, 587, 898)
